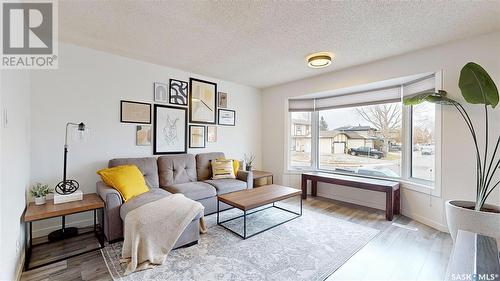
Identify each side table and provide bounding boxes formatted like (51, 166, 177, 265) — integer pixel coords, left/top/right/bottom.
(252, 170, 273, 187)
(23, 193, 105, 271)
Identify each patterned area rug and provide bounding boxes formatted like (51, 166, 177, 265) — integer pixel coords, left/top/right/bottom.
(102, 203, 379, 281)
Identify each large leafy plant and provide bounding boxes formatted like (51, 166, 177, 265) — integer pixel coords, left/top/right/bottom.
(404, 62, 499, 211)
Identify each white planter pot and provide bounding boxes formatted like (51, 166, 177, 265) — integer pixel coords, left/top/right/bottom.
(34, 196, 46, 205)
(445, 200, 500, 242)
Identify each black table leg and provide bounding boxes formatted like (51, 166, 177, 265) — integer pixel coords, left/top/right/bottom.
(243, 210, 247, 239)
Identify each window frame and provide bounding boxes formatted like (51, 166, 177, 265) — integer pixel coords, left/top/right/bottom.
(285, 72, 442, 196)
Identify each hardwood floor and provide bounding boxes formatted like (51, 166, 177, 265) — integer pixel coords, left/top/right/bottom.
(21, 197, 452, 281)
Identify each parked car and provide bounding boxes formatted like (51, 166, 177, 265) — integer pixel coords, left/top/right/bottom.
(357, 167, 398, 178)
(348, 147, 385, 159)
(421, 145, 434, 155)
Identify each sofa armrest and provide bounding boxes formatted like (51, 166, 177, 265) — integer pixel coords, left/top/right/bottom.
(237, 171, 253, 189)
(96, 181, 124, 241)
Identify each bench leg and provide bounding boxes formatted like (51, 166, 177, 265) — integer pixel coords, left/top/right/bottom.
(311, 180, 317, 197)
(394, 188, 400, 215)
(301, 176, 307, 199)
(385, 190, 394, 221)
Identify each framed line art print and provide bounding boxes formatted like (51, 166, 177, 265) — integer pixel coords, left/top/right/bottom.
(153, 104, 187, 154)
(189, 125, 206, 148)
(189, 78, 217, 124)
(120, 100, 151, 124)
(169, 79, 188, 106)
(218, 109, 235, 126)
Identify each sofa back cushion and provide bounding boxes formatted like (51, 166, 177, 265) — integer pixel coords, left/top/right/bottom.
(195, 152, 225, 181)
(109, 157, 159, 188)
(158, 154, 197, 187)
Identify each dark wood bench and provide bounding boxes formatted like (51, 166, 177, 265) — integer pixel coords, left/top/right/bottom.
(301, 172, 400, 220)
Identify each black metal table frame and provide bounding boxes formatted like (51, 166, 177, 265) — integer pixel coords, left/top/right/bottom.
(24, 208, 105, 271)
(216, 195, 302, 239)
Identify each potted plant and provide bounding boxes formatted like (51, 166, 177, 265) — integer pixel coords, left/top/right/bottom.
(31, 183, 54, 205)
(244, 153, 256, 171)
(404, 62, 499, 242)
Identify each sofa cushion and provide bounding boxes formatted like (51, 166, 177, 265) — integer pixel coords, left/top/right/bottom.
(195, 152, 225, 181)
(204, 179, 247, 195)
(120, 188, 171, 220)
(109, 157, 159, 188)
(97, 165, 150, 202)
(158, 154, 197, 187)
(164, 182, 216, 201)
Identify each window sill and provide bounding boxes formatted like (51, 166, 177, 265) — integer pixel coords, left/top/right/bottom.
(284, 169, 441, 197)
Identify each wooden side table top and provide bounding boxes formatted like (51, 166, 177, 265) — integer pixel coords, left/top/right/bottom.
(251, 170, 273, 179)
(218, 184, 301, 211)
(24, 193, 104, 222)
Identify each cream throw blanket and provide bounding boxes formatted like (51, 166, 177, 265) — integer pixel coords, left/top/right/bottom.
(121, 194, 207, 275)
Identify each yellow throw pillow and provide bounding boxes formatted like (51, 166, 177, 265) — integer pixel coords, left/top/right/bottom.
(211, 159, 236, 179)
(97, 165, 149, 202)
(216, 157, 240, 176)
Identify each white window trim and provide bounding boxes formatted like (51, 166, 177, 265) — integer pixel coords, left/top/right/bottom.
(284, 71, 443, 198)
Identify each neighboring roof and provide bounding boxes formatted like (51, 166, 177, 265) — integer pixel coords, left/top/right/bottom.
(335, 125, 377, 132)
(319, 130, 370, 140)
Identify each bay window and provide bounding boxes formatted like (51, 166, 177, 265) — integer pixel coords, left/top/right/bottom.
(288, 73, 440, 187)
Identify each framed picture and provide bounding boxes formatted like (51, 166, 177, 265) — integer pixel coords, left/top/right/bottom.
(120, 100, 151, 124)
(189, 78, 217, 124)
(207, 125, 217, 143)
(169, 79, 188, 106)
(153, 104, 187, 154)
(218, 92, 228, 108)
(189, 125, 206, 148)
(154, 82, 168, 103)
(136, 125, 151, 146)
(218, 109, 235, 126)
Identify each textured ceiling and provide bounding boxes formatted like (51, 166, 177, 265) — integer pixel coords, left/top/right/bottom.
(59, 1, 500, 88)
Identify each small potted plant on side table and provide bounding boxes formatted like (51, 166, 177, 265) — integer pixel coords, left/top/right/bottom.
(244, 153, 256, 171)
(31, 183, 54, 205)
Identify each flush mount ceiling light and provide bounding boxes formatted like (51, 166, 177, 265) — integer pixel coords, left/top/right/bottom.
(306, 52, 333, 69)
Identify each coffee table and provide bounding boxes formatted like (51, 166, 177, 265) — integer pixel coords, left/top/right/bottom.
(217, 184, 302, 239)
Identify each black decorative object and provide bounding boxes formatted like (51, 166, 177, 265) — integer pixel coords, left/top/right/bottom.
(169, 79, 188, 106)
(55, 122, 87, 195)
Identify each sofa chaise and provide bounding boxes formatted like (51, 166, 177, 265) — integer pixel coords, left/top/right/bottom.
(96, 152, 253, 245)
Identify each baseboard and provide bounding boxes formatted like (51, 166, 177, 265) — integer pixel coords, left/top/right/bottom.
(316, 191, 386, 211)
(315, 191, 448, 233)
(15, 249, 25, 280)
(32, 218, 95, 238)
(400, 209, 448, 233)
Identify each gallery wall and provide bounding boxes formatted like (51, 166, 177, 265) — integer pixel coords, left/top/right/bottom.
(30, 42, 262, 237)
(261, 32, 500, 231)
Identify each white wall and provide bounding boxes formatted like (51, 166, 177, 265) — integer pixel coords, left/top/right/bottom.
(30, 43, 262, 237)
(0, 70, 31, 281)
(262, 32, 500, 231)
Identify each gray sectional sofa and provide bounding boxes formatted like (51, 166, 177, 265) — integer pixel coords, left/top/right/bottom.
(96, 152, 253, 245)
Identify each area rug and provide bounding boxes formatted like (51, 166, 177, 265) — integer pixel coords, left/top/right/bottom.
(102, 204, 379, 281)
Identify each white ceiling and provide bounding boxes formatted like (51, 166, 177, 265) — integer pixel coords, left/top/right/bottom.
(59, 1, 500, 89)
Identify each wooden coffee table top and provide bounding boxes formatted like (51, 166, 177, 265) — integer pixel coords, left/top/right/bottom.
(218, 184, 301, 211)
(24, 193, 104, 222)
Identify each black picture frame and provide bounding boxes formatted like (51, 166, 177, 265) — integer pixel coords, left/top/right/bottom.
(189, 125, 206, 148)
(120, 100, 151, 124)
(169, 79, 189, 106)
(153, 104, 188, 155)
(189, 78, 217, 124)
(218, 109, 236, 126)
